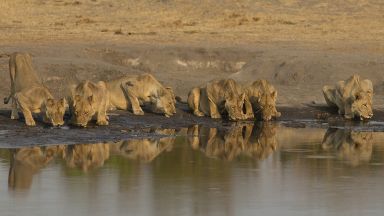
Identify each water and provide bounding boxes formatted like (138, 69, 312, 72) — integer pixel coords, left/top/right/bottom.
(1, 123, 384, 216)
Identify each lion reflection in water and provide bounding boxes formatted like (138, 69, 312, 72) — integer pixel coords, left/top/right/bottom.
(321, 128, 373, 166)
(188, 123, 278, 161)
(65, 143, 110, 172)
(8, 145, 65, 190)
(112, 129, 176, 162)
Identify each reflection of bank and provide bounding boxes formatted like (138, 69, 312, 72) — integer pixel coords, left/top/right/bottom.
(187, 123, 278, 161)
(8, 146, 65, 190)
(113, 129, 176, 162)
(322, 128, 373, 166)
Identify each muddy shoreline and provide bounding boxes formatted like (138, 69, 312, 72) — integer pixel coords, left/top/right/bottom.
(1, 103, 384, 148)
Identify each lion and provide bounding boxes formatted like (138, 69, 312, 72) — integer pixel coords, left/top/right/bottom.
(245, 80, 281, 121)
(65, 143, 110, 172)
(106, 73, 176, 117)
(8, 147, 55, 190)
(322, 74, 373, 120)
(242, 122, 278, 160)
(321, 128, 373, 166)
(115, 130, 175, 162)
(188, 123, 278, 160)
(70, 80, 110, 127)
(187, 79, 253, 120)
(3, 52, 67, 126)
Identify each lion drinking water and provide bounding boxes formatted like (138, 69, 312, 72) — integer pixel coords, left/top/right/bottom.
(3, 53, 66, 126)
(70, 80, 110, 127)
(187, 79, 253, 120)
(245, 80, 281, 121)
(323, 74, 373, 120)
(106, 73, 176, 117)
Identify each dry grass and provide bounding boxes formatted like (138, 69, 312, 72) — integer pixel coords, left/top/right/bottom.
(0, 0, 384, 45)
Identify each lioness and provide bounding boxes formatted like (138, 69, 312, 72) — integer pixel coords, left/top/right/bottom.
(8, 147, 54, 190)
(323, 74, 373, 120)
(65, 143, 110, 172)
(245, 80, 281, 121)
(188, 123, 277, 161)
(4, 53, 66, 126)
(70, 80, 109, 127)
(187, 79, 253, 120)
(321, 128, 373, 166)
(106, 73, 176, 117)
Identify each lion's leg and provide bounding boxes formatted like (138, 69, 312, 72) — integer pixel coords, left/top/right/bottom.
(10, 97, 19, 120)
(5, 55, 16, 105)
(96, 97, 109, 126)
(343, 103, 353, 119)
(207, 98, 221, 119)
(243, 96, 254, 119)
(273, 107, 281, 118)
(187, 125, 200, 150)
(322, 85, 337, 107)
(242, 124, 254, 144)
(122, 86, 144, 115)
(205, 90, 221, 119)
(206, 128, 218, 148)
(187, 88, 204, 117)
(14, 93, 35, 126)
(96, 111, 109, 125)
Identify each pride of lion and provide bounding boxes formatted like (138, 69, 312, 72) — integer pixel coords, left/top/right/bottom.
(1, 52, 377, 127)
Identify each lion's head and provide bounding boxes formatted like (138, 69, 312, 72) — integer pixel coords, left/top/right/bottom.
(44, 98, 67, 126)
(351, 91, 373, 120)
(224, 92, 246, 120)
(66, 144, 109, 172)
(150, 87, 176, 117)
(71, 95, 96, 127)
(254, 90, 281, 121)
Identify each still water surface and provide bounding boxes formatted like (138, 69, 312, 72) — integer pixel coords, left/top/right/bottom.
(0, 123, 384, 216)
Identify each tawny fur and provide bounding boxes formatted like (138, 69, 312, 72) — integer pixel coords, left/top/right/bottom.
(323, 74, 373, 120)
(4, 52, 66, 126)
(106, 73, 176, 117)
(187, 79, 253, 120)
(245, 80, 281, 121)
(70, 80, 110, 127)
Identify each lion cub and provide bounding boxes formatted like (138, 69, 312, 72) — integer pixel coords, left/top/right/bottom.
(106, 73, 176, 117)
(4, 53, 66, 126)
(70, 80, 110, 127)
(245, 80, 281, 121)
(187, 79, 253, 120)
(323, 74, 373, 120)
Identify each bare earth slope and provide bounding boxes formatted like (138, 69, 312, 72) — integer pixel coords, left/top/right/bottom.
(1, 0, 384, 109)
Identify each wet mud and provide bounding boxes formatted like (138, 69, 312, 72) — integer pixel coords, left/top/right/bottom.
(1, 103, 384, 148)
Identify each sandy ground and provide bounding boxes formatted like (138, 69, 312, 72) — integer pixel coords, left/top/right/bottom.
(1, 0, 384, 109)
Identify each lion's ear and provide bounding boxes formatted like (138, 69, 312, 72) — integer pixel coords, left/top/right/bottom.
(224, 92, 234, 101)
(157, 89, 166, 97)
(271, 91, 277, 99)
(60, 98, 67, 107)
(125, 81, 134, 87)
(355, 92, 362, 100)
(88, 95, 94, 104)
(75, 95, 81, 101)
(240, 93, 246, 102)
(46, 99, 55, 108)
